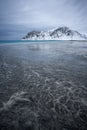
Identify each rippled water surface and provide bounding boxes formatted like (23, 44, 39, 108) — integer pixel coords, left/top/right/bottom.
(0, 41, 87, 130)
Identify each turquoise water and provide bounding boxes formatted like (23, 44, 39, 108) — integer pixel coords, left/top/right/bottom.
(0, 40, 64, 44)
(0, 40, 38, 44)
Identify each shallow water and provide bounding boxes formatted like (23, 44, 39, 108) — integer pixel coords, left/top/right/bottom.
(0, 41, 87, 130)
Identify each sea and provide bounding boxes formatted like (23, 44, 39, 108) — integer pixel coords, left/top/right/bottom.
(0, 40, 87, 130)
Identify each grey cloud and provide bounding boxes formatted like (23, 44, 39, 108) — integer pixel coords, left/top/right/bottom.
(0, 0, 87, 39)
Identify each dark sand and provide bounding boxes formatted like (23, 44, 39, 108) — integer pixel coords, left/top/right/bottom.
(0, 41, 87, 130)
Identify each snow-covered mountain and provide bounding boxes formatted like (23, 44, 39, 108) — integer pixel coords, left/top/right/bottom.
(22, 26, 87, 40)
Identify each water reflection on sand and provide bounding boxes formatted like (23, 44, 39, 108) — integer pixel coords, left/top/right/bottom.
(0, 41, 87, 130)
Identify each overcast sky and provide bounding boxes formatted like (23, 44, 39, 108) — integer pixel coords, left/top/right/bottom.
(0, 0, 87, 40)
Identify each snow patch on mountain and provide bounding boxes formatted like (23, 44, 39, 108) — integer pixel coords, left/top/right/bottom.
(22, 26, 87, 40)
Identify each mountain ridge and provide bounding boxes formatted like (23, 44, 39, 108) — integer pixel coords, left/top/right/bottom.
(22, 26, 87, 40)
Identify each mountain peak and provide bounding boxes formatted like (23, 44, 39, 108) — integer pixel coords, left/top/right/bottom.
(22, 26, 87, 40)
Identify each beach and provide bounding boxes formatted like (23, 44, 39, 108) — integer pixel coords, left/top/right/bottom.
(0, 41, 87, 130)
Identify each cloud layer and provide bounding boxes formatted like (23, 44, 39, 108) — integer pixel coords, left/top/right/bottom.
(0, 0, 87, 39)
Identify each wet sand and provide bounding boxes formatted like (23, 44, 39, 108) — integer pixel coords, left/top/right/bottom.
(0, 41, 87, 130)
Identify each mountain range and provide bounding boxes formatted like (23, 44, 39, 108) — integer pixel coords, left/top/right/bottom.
(22, 26, 87, 40)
